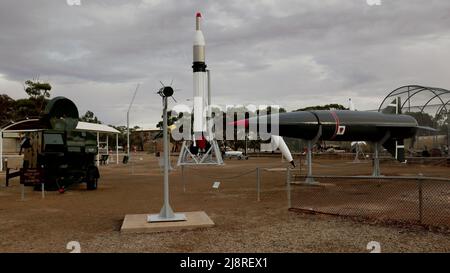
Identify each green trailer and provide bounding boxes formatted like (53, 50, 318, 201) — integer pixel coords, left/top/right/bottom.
(16, 97, 100, 191)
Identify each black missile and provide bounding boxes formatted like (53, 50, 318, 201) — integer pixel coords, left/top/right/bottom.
(237, 110, 421, 161)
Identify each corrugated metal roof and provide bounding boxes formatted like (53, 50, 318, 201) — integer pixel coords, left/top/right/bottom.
(134, 127, 160, 132)
(76, 122, 120, 134)
(1, 119, 120, 134)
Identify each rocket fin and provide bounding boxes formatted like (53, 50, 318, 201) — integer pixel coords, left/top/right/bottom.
(417, 126, 438, 132)
(382, 138, 405, 162)
(271, 135, 295, 168)
(382, 97, 402, 115)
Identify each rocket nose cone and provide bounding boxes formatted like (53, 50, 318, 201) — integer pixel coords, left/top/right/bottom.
(196, 12, 202, 18)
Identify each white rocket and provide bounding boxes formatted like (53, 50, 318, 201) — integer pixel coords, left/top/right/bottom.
(193, 12, 208, 141)
(178, 12, 223, 165)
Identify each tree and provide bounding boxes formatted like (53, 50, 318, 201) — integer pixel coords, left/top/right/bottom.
(24, 79, 52, 113)
(0, 94, 15, 126)
(80, 110, 102, 124)
(24, 80, 52, 98)
(13, 98, 41, 119)
(294, 104, 347, 111)
(156, 110, 180, 129)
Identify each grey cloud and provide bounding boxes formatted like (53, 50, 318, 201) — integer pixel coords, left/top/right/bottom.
(1, 0, 450, 127)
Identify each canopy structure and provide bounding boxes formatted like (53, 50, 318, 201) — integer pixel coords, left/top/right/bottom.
(378, 85, 450, 149)
(76, 122, 120, 134)
(1, 119, 121, 172)
(379, 85, 450, 118)
(75, 122, 121, 167)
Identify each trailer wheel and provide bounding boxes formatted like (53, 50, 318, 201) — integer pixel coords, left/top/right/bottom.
(86, 167, 99, 190)
(87, 176, 98, 190)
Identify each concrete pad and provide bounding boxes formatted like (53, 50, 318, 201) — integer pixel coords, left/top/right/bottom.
(121, 211, 214, 234)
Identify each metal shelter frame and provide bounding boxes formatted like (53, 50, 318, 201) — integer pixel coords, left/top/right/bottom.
(378, 85, 450, 148)
(379, 85, 450, 118)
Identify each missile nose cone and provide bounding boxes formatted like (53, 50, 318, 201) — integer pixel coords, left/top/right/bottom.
(195, 12, 202, 31)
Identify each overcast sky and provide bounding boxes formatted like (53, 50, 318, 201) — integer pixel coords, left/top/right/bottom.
(1, 0, 449, 128)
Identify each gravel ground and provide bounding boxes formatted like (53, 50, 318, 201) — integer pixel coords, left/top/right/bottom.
(0, 154, 449, 253)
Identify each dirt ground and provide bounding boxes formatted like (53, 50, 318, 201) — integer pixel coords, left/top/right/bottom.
(0, 153, 449, 253)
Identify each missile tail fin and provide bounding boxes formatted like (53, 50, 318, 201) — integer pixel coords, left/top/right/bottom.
(382, 138, 405, 162)
(382, 97, 402, 115)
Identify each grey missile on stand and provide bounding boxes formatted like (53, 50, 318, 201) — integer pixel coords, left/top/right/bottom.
(235, 100, 432, 180)
(242, 109, 418, 160)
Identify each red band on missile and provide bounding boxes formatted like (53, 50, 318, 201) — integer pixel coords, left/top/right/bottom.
(330, 111, 340, 140)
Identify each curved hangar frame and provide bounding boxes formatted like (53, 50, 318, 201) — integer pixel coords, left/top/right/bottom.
(378, 85, 450, 118)
(378, 85, 450, 151)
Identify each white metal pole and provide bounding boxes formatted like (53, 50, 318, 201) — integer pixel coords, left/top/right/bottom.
(372, 142, 380, 177)
(106, 135, 109, 164)
(96, 132, 100, 167)
(305, 140, 315, 184)
(127, 112, 130, 159)
(159, 96, 175, 218)
(127, 83, 140, 160)
(116, 134, 119, 164)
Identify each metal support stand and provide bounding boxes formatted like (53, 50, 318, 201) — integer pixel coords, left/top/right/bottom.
(177, 140, 223, 166)
(305, 140, 316, 184)
(148, 94, 186, 223)
(372, 142, 381, 177)
(354, 144, 360, 163)
(305, 125, 322, 184)
(177, 68, 223, 167)
(372, 132, 390, 177)
(353, 142, 366, 163)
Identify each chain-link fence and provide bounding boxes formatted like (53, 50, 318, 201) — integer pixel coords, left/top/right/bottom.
(287, 172, 450, 229)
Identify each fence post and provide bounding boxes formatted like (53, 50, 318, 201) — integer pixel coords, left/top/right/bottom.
(286, 167, 291, 208)
(418, 179, 423, 224)
(256, 167, 260, 202)
(5, 159, 9, 187)
(182, 165, 186, 193)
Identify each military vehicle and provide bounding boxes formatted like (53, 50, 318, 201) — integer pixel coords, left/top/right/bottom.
(17, 97, 100, 191)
